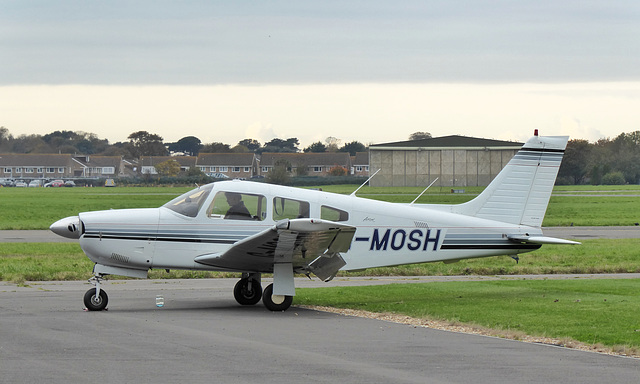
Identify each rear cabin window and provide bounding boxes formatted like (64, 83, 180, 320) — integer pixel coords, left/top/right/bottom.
(208, 192, 266, 221)
(321, 205, 349, 222)
(273, 197, 310, 221)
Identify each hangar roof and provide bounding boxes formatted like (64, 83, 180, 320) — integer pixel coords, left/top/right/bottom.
(370, 135, 523, 150)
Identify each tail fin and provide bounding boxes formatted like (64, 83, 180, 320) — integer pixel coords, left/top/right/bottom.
(451, 134, 569, 227)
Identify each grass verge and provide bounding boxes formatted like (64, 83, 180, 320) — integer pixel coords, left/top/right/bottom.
(294, 279, 640, 354)
(2, 239, 639, 283)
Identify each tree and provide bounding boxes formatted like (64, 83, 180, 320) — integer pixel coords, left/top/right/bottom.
(231, 144, 250, 153)
(260, 138, 299, 154)
(238, 138, 261, 152)
(0, 126, 13, 151)
(41, 130, 108, 154)
(168, 136, 202, 156)
(558, 139, 591, 184)
(154, 159, 181, 177)
(328, 166, 347, 176)
(128, 131, 167, 157)
(339, 141, 367, 156)
(409, 131, 432, 140)
(304, 141, 327, 153)
(266, 159, 291, 185)
(11, 134, 51, 153)
(201, 142, 231, 153)
(325, 136, 341, 152)
(610, 131, 640, 184)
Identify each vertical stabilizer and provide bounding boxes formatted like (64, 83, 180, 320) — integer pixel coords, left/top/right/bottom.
(451, 135, 568, 227)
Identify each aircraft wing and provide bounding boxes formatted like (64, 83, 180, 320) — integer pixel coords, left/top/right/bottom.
(194, 218, 356, 280)
(508, 235, 580, 245)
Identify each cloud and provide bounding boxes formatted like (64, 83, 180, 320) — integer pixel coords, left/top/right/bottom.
(244, 122, 278, 144)
(2, 1, 639, 85)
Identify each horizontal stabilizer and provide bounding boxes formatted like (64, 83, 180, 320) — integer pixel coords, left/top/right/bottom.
(508, 235, 580, 245)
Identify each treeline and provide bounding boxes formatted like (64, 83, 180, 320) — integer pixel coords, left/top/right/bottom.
(559, 131, 640, 185)
(0, 127, 367, 158)
(4, 126, 640, 185)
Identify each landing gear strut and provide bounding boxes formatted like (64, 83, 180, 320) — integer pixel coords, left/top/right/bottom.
(84, 275, 108, 311)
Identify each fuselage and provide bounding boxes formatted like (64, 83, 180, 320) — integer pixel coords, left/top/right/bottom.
(52, 180, 541, 275)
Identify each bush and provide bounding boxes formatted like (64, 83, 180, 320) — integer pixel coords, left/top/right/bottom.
(602, 171, 626, 185)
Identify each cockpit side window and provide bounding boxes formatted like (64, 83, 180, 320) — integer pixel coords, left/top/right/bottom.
(273, 197, 310, 221)
(162, 184, 213, 218)
(208, 191, 266, 221)
(321, 205, 349, 222)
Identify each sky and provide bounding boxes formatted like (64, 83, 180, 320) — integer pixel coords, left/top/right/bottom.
(1, 1, 639, 147)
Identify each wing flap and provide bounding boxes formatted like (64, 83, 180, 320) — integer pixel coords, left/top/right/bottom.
(194, 218, 356, 276)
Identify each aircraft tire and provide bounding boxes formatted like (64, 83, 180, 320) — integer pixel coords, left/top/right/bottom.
(83, 288, 108, 311)
(233, 278, 263, 305)
(262, 284, 293, 312)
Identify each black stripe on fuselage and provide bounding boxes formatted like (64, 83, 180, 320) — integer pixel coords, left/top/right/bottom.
(83, 234, 236, 244)
(441, 244, 541, 250)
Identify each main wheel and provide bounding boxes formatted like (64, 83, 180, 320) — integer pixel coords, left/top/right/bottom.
(83, 288, 108, 311)
(233, 278, 263, 305)
(262, 283, 293, 312)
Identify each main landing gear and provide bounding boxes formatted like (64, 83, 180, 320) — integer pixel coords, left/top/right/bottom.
(82, 273, 293, 312)
(233, 273, 293, 312)
(84, 275, 108, 311)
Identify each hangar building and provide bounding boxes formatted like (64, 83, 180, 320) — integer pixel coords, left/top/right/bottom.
(368, 135, 523, 187)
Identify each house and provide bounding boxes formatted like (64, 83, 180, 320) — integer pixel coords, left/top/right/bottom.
(0, 153, 128, 180)
(196, 153, 258, 179)
(72, 155, 128, 178)
(351, 152, 369, 177)
(0, 154, 77, 179)
(260, 152, 351, 176)
(368, 135, 523, 187)
(139, 156, 197, 175)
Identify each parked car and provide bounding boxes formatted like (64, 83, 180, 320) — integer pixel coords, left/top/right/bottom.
(0, 178, 15, 187)
(64, 180, 76, 187)
(28, 180, 43, 187)
(209, 173, 230, 179)
(15, 181, 27, 187)
(44, 180, 65, 187)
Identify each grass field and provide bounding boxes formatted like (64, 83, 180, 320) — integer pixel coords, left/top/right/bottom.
(2, 239, 638, 283)
(2, 184, 640, 229)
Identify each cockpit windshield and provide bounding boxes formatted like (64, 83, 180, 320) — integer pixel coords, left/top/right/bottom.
(162, 184, 213, 217)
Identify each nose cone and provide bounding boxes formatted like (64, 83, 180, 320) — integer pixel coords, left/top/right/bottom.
(50, 216, 83, 239)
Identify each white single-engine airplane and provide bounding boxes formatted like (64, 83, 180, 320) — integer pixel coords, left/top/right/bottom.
(51, 133, 578, 312)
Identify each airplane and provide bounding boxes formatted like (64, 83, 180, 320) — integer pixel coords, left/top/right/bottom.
(50, 132, 578, 312)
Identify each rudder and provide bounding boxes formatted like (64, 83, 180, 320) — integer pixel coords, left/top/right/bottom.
(450, 134, 569, 227)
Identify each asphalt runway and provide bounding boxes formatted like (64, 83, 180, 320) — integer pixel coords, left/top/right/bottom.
(1, 279, 638, 384)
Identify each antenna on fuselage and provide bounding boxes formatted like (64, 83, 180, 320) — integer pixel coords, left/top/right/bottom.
(410, 178, 439, 205)
(350, 169, 380, 197)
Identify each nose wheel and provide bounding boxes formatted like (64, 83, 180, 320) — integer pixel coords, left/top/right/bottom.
(84, 274, 108, 311)
(84, 288, 108, 311)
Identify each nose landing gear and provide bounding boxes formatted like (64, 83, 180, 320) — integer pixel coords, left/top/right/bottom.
(84, 274, 108, 311)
